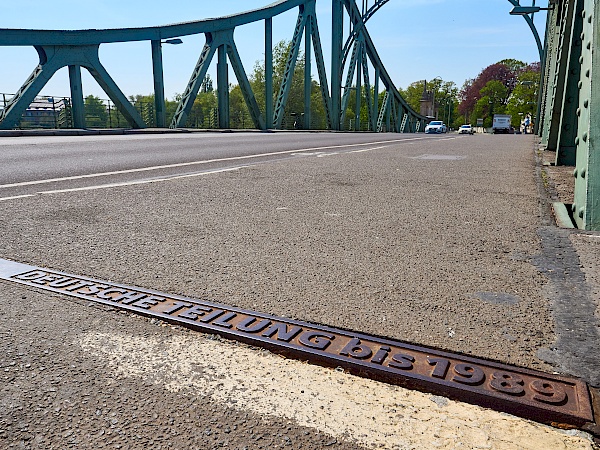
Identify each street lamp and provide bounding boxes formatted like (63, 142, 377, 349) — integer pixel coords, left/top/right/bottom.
(506, 0, 551, 134)
(510, 5, 553, 15)
(151, 38, 183, 127)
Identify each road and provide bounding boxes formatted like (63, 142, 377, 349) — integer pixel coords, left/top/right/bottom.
(0, 131, 597, 449)
(0, 132, 444, 200)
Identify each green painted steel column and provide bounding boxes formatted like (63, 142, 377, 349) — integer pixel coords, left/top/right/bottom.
(151, 40, 166, 128)
(540, 5, 561, 146)
(265, 18, 273, 129)
(68, 65, 85, 129)
(304, 15, 312, 129)
(545, 0, 573, 153)
(331, 0, 343, 130)
(217, 44, 230, 129)
(354, 42, 362, 131)
(374, 66, 380, 131)
(573, 0, 600, 229)
(556, 0, 584, 166)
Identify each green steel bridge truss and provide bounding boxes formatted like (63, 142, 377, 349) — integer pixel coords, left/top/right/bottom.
(0, 0, 427, 133)
(536, 0, 600, 230)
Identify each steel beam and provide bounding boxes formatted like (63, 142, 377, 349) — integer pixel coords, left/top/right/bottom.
(274, 7, 307, 129)
(217, 44, 230, 129)
(265, 18, 274, 129)
(226, 35, 265, 130)
(151, 40, 166, 128)
(68, 65, 85, 129)
(0, 48, 61, 129)
(0, 44, 144, 130)
(331, 0, 344, 130)
(171, 37, 217, 128)
(304, 15, 312, 129)
(308, 13, 333, 129)
(572, 0, 600, 230)
(556, 0, 584, 166)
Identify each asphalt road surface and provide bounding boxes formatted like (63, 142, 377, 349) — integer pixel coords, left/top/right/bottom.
(0, 131, 598, 449)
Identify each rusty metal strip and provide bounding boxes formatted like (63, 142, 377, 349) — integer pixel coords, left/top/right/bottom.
(0, 258, 595, 429)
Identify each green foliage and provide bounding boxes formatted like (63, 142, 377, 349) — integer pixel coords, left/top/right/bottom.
(84, 95, 108, 128)
(506, 71, 539, 126)
(249, 40, 326, 129)
(399, 78, 460, 128)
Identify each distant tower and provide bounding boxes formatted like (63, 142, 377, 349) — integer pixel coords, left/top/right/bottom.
(420, 80, 434, 118)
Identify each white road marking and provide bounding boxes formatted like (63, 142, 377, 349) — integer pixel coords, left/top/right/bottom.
(0, 136, 433, 190)
(38, 167, 244, 195)
(0, 194, 36, 202)
(348, 145, 389, 153)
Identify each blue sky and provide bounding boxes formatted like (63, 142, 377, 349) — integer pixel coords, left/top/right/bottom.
(0, 0, 546, 100)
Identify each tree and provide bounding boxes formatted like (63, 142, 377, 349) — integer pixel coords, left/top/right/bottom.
(458, 61, 523, 117)
(506, 70, 540, 126)
(84, 95, 108, 127)
(249, 40, 326, 129)
(399, 78, 458, 127)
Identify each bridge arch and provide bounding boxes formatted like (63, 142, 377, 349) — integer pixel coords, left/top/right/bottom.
(0, 0, 427, 131)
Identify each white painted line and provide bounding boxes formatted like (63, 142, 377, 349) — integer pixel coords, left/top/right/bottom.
(0, 137, 431, 190)
(38, 167, 244, 195)
(348, 145, 389, 153)
(0, 194, 36, 202)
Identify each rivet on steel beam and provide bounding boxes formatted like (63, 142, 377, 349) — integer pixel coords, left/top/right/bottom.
(580, 32, 585, 40)
(580, 56, 584, 64)
(574, 168, 579, 177)
(583, 132, 588, 142)
(578, 81, 583, 89)
(581, 168, 586, 178)
(582, 10, 586, 18)
(579, 207, 585, 219)
(584, 99, 589, 108)
(588, 15, 593, 23)
(577, 108, 581, 116)
(575, 137, 580, 145)
(586, 69, 590, 78)
(587, 41, 591, 50)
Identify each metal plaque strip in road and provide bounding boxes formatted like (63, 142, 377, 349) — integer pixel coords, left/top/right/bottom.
(0, 258, 595, 429)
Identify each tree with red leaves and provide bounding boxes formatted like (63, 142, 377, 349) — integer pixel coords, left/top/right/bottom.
(458, 59, 539, 124)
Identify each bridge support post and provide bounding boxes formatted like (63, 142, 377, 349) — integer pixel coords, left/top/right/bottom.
(217, 45, 230, 128)
(555, 0, 584, 166)
(151, 40, 166, 128)
(331, 0, 343, 130)
(0, 44, 144, 130)
(304, 15, 312, 129)
(265, 19, 274, 129)
(572, 0, 600, 230)
(68, 65, 85, 129)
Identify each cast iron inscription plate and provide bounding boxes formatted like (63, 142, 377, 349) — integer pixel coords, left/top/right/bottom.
(0, 259, 594, 428)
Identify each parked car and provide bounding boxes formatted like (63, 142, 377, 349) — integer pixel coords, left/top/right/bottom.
(425, 121, 447, 134)
(458, 124, 474, 134)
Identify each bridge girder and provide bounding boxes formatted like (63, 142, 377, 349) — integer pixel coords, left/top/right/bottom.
(0, 0, 424, 132)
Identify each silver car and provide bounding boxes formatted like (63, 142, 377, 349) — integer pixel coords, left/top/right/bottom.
(425, 121, 447, 134)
